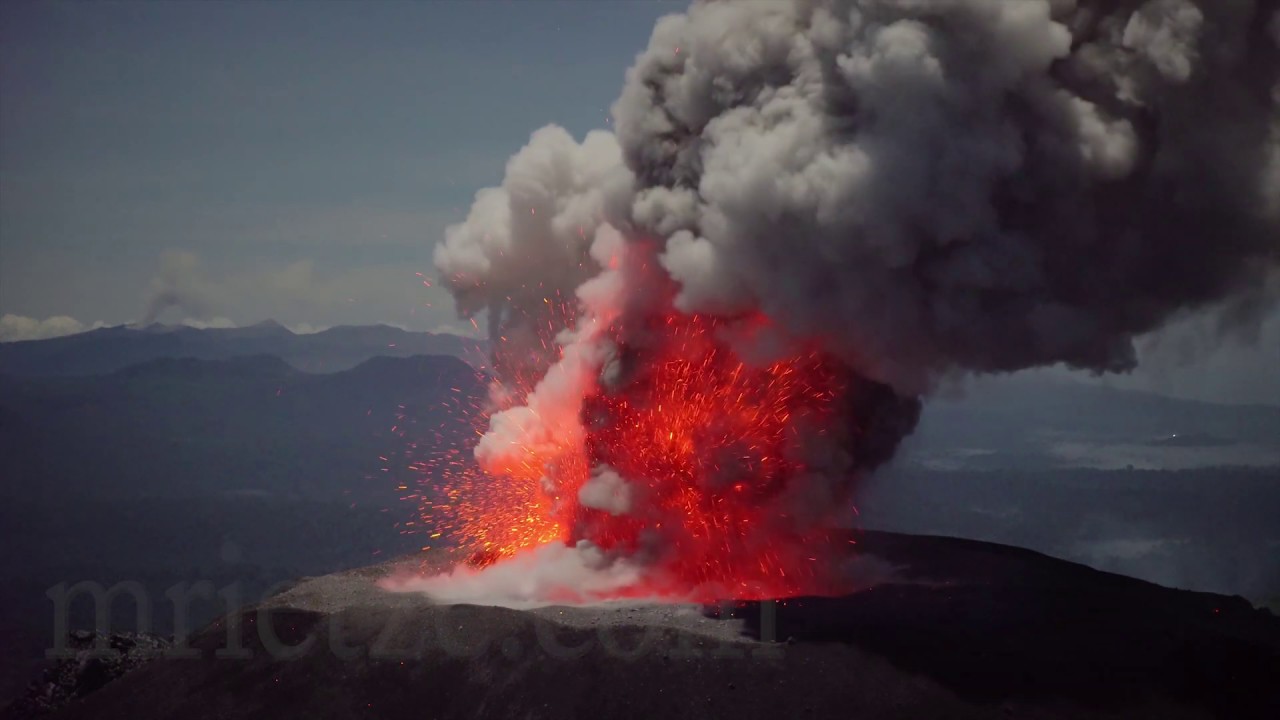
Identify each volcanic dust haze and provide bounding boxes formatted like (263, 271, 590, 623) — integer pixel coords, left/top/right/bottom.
(383, 0, 1280, 605)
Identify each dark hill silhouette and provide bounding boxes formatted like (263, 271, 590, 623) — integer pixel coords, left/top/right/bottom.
(0, 353, 484, 502)
(0, 322, 480, 377)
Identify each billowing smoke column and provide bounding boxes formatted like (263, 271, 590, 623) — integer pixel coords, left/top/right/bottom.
(425, 0, 1280, 601)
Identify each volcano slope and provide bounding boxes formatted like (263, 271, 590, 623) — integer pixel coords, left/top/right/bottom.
(33, 531, 1280, 720)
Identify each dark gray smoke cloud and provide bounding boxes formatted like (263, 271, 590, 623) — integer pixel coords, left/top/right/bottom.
(434, 0, 1280, 451)
(611, 0, 1280, 392)
(440, 0, 1280, 395)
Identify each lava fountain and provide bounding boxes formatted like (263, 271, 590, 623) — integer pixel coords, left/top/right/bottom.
(397, 234, 919, 603)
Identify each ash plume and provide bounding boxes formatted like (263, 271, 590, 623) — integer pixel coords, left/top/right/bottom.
(440, 0, 1280, 394)
(424, 0, 1280, 599)
(616, 0, 1280, 393)
(139, 251, 216, 326)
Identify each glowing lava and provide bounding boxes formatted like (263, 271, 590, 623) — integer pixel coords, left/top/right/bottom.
(413, 301, 861, 601)
(573, 313, 848, 598)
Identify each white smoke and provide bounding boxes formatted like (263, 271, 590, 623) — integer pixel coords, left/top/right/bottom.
(578, 465, 635, 516)
(432, 126, 633, 343)
(0, 314, 104, 342)
(175, 316, 238, 330)
(471, 226, 629, 485)
(1121, 0, 1205, 84)
(140, 251, 218, 325)
(381, 541, 648, 608)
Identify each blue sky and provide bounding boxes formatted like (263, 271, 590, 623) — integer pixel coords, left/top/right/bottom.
(0, 0, 681, 331)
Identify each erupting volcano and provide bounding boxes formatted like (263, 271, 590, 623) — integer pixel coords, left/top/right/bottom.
(406, 233, 920, 602)
(390, 0, 1280, 605)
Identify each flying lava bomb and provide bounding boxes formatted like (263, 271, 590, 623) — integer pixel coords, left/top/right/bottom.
(390, 0, 1280, 604)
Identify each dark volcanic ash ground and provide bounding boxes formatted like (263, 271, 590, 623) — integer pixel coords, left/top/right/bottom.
(15, 531, 1279, 720)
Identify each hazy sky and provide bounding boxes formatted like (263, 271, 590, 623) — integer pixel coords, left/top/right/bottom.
(1, 0, 1276, 404)
(0, 0, 680, 333)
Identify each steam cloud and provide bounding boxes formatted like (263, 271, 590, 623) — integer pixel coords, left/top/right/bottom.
(424, 0, 1280, 600)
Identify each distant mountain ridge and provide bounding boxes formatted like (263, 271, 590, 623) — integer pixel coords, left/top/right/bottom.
(0, 321, 483, 377)
(0, 353, 486, 503)
(4, 320, 1278, 472)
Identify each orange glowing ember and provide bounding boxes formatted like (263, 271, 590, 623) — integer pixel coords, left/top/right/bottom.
(413, 305, 854, 600)
(571, 313, 847, 597)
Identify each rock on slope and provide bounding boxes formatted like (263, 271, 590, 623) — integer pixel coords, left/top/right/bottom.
(19, 532, 1280, 720)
